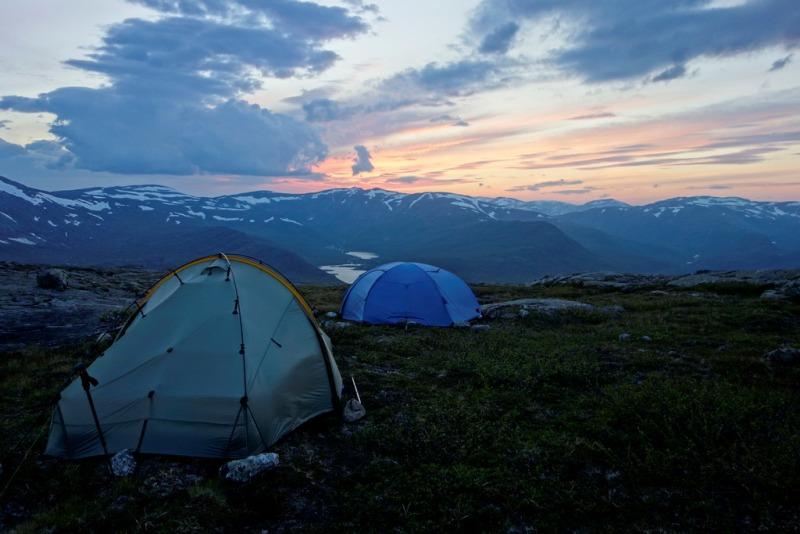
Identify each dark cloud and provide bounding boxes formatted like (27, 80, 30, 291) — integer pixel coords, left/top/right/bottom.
(507, 179, 583, 192)
(0, 120, 9, 130)
(651, 64, 687, 83)
(303, 98, 351, 122)
(0, 0, 371, 175)
(478, 22, 519, 54)
(130, 0, 369, 40)
(470, 0, 800, 82)
(0, 138, 25, 159)
(351, 145, 374, 175)
(770, 54, 793, 71)
(303, 58, 514, 123)
(384, 59, 507, 96)
(0, 138, 75, 170)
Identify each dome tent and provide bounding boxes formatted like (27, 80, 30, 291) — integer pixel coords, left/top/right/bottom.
(340, 262, 481, 327)
(46, 254, 342, 459)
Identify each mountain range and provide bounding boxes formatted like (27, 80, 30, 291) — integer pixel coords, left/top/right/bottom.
(2, 175, 799, 283)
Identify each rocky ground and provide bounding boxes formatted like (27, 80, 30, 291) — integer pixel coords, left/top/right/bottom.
(1, 264, 799, 531)
(0, 262, 160, 350)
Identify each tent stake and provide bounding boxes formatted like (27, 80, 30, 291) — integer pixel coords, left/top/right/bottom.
(351, 376, 362, 404)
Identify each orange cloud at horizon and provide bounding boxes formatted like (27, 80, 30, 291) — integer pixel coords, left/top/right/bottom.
(286, 92, 800, 204)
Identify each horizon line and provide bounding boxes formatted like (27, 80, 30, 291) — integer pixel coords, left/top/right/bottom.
(3, 174, 800, 207)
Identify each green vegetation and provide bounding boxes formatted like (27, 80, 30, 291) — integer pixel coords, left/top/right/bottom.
(1, 285, 799, 531)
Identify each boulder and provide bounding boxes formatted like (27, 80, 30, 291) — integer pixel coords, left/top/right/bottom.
(110, 449, 136, 477)
(764, 346, 800, 365)
(343, 399, 366, 423)
(470, 324, 491, 332)
(781, 281, 800, 299)
(324, 311, 338, 319)
(618, 333, 631, 341)
(481, 298, 596, 318)
(36, 268, 68, 291)
(220, 453, 279, 483)
(760, 290, 787, 301)
(530, 272, 668, 290)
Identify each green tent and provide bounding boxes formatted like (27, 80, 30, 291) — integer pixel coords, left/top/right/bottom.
(46, 254, 342, 459)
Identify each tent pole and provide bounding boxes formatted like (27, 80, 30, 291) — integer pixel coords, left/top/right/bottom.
(220, 252, 252, 452)
(75, 364, 111, 471)
(223, 405, 243, 457)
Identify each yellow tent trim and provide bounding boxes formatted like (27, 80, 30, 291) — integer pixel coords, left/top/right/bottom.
(139, 254, 317, 320)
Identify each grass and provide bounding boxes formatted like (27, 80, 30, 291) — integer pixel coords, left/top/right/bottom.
(1, 284, 799, 531)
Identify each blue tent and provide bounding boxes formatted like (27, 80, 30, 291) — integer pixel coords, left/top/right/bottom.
(340, 262, 481, 326)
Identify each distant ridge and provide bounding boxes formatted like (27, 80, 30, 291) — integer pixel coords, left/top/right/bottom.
(2, 175, 799, 282)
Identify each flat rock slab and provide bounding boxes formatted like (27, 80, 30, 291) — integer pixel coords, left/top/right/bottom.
(482, 298, 598, 317)
(530, 269, 800, 292)
(531, 272, 669, 290)
(0, 262, 159, 350)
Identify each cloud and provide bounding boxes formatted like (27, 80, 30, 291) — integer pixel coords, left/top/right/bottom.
(507, 179, 583, 192)
(568, 112, 616, 120)
(651, 64, 687, 83)
(469, 0, 800, 82)
(351, 145, 374, 175)
(770, 54, 793, 71)
(0, 0, 371, 176)
(342, 0, 380, 15)
(478, 22, 519, 54)
(0, 137, 75, 170)
(381, 175, 475, 187)
(686, 184, 734, 190)
(303, 58, 515, 123)
(382, 59, 509, 97)
(130, 0, 369, 41)
(430, 114, 470, 127)
(553, 187, 598, 195)
(386, 175, 419, 184)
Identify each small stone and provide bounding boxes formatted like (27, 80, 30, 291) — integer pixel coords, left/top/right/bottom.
(36, 268, 68, 291)
(518, 309, 530, 318)
(471, 324, 491, 332)
(220, 453, 279, 483)
(324, 311, 338, 318)
(641, 335, 652, 342)
(618, 333, 631, 341)
(760, 290, 787, 301)
(110, 449, 136, 477)
(343, 398, 366, 422)
(602, 305, 626, 314)
(764, 346, 800, 364)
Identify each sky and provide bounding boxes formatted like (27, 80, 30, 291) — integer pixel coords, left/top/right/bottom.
(0, 0, 798, 204)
